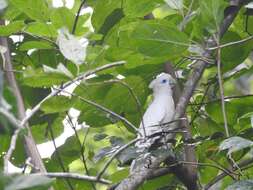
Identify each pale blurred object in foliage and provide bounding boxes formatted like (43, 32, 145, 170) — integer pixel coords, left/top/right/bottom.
(219, 136, 253, 155)
(0, 0, 7, 13)
(57, 28, 89, 65)
(164, 0, 183, 10)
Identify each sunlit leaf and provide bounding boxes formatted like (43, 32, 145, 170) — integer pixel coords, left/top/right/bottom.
(219, 136, 253, 155)
(131, 20, 189, 57)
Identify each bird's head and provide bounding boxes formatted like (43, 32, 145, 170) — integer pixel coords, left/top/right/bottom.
(149, 73, 176, 93)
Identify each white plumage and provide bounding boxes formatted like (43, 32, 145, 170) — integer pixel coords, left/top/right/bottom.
(136, 72, 176, 149)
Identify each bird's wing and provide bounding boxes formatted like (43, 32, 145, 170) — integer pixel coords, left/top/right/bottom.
(139, 101, 166, 136)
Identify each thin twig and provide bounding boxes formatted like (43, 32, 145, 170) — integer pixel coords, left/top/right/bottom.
(66, 113, 97, 190)
(97, 138, 140, 180)
(205, 157, 253, 190)
(53, 87, 140, 135)
(215, 34, 229, 137)
(4, 127, 22, 173)
(189, 94, 253, 105)
(20, 61, 125, 127)
(72, 0, 86, 34)
(4, 61, 125, 175)
(48, 124, 74, 190)
(1, 22, 50, 180)
(0, 107, 21, 128)
(207, 35, 253, 50)
(114, 1, 246, 189)
(177, 161, 237, 180)
(184, 56, 214, 65)
(86, 79, 146, 137)
(190, 84, 211, 125)
(215, 33, 244, 179)
(35, 172, 111, 185)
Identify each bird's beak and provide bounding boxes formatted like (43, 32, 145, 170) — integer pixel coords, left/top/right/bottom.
(148, 79, 156, 89)
(169, 78, 176, 87)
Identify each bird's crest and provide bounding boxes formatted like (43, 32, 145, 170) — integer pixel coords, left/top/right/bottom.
(149, 73, 176, 89)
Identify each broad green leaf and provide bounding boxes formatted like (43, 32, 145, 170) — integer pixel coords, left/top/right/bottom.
(105, 47, 144, 69)
(0, 21, 24, 36)
(199, 0, 227, 33)
(109, 168, 129, 183)
(23, 67, 70, 88)
(219, 136, 253, 155)
(142, 174, 175, 189)
(51, 135, 81, 166)
(5, 174, 54, 190)
(204, 96, 253, 125)
(11, 0, 50, 22)
(19, 41, 53, 51)
(74, 82, 113, 127)
(226, 180, 253, 190)
(123, 0, 163, 18)
(221, 31, 252, 72)
(2, 1, 21, 20)
(25, 22, 57, 37)
(103, 76, 148, 127)
(131, 20, 189, 57)
(51, 7, 74, 31)
(92, 0, 123, 34)
(51, 7, 90, 36)
(41, 96, 74, 114)
(31, 114, 64, 143)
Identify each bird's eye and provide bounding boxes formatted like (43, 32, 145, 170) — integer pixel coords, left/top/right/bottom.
(161, 79, 167, 83)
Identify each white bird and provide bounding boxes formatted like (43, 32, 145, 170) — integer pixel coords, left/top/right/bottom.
(136, 72, 176, 150)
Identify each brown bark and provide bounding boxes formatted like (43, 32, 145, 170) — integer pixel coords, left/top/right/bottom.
(0, 20, 52, 188)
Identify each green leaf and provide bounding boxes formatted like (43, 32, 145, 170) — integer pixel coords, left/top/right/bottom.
(92, 0, 123, 35)
(221, 31, 252, 72)
(0, 21, 24, 36)
(11, 0, 50, 22)
(5, 174, 54, 190)
(2, 2, 22, 20)
(51, 135, 81, 166)
(123, 0, 163, 18)
(205, 101, 238, 125)
(31, 114, 64, 143)
(25, 22, 57, 37)
(19, 41, 53, 51)
(23, 67, 70, 88)
(131, 20, 189, 57)
(199, 0, 227, 33)
(74, 82, 113, 127)
(109, 168, 129, 183)
(51, 7, 74, 31)
(104, 76, 148, 127)
(41, 96, 74, 114)
(51, 7, 90, 36)
(219, 136, 253, 155)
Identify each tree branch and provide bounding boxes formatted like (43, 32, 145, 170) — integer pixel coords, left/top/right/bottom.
(215, 34, 230, 137)
(97, 138, 140, 180)
(20, 61, 125, 127)
(114, 1, 246, 189)
(35, 172, 112, 185)
(0, 20, 50, 179)
(207, 35, 253, 50)
(52, 87, 140, 135)
(205, 157, 253, 190)
(71, 0, 87, 34)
